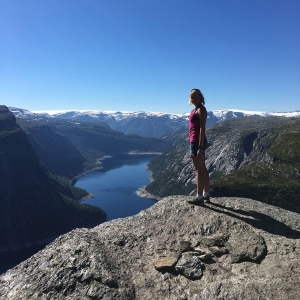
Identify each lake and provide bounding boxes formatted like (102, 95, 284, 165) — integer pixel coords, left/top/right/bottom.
(75, 154, 158, 221)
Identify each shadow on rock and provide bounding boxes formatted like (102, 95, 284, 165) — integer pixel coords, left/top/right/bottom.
(206, 201, 300, 239)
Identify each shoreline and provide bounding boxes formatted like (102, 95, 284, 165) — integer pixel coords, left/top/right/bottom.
(72, 155, 113, 202)
(72, 152, 159, 185)
(71, 155, 113, 184)
(75, 152, 162, 202)
(136, 186, 162, 201)
(127, 151, 163, 155)
(136, 160, 162, 201)
(79, 192, 95, 202)
(145, 164, 155, 183)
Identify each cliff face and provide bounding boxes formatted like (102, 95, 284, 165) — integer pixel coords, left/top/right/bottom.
(0, 196, 299, 299)
(146, 116, 300, 212)
(24, 124, 85, 178)
(0, 106, 106, 256)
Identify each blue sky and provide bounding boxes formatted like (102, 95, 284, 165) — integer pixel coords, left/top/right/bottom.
(1, 0, 299, 114)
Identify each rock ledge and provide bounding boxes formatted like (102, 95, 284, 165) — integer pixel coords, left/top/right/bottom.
(0, 196, 299, 300)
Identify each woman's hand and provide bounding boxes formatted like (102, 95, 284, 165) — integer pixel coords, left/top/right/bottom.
(197, 149, 204, 157)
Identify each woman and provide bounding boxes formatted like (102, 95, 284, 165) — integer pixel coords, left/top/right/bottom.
(188, 88, 210, 204)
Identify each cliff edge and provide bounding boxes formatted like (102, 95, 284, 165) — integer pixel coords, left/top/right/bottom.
(1, 196, 299, 300)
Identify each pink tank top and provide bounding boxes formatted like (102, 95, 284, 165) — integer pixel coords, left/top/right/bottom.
(189, 109, 200, 142)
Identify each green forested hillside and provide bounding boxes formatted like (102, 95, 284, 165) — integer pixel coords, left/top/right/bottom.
(212, 119, 300, 212)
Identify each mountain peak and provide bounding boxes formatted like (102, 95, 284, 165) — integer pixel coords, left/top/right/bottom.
(0, 105, 17, 128)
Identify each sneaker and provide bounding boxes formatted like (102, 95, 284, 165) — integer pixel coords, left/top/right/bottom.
(203, 195, 210, 203)
(188, 197, 204, 205)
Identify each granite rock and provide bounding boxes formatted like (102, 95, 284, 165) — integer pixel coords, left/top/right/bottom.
(226, 231, 267, 263)
(175, 254, 203, 279)
(208, 246, 229, 256)
(154, 256, 178, 271)
(0, 196, 300, 300)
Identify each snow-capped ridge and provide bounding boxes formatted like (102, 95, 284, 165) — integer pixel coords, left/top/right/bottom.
(212, 109, 300, 118)
(9, 107, 300, 138)
(10, 107, 300, 120)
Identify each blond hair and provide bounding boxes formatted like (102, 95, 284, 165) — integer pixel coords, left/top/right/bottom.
(189, 88, 205, 105)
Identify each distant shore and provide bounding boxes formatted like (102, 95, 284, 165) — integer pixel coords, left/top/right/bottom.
(72, 155, 113, 202)
(74, 152, 162, 202)
(136, 161, 162, 201)
(72, 152, 159, 185)
(127, 151, 163, 155)
(71, 155, 113, 184)
(136, 186, 162, 201)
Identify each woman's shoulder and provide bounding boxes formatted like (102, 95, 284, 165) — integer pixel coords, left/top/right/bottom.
(196, 105, 207, 115)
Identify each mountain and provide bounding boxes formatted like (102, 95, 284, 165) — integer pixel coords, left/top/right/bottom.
(145, 116, 300, 213)
(1, 196, 299, 299)
(21, 123, 86, 179)
(11, 108, 187, 139)
(0, 106, 107, 265)
(17, 117, 171, 179)
(10, 107, 300, 138)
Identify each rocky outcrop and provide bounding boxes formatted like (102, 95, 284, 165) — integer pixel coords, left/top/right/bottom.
(1, 196, 299, 299)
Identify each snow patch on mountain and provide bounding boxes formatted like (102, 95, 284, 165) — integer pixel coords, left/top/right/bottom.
(9, 107, 300, 138)
(212, 109, 300, 118)
(10, 107, 300, 121)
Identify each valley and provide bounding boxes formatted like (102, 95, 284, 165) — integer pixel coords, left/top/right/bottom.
(1, 105, 299, 276)
(2, 3, 298, 296)
(0, 105, 169, 269)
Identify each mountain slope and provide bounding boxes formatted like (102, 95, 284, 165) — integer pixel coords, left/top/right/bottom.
(17, 118, 170, 178)
(21, 123, 86, 178)
(145, 116, 300, 212)
(212, 118, 300, 212)
(0, 106, 106, 260)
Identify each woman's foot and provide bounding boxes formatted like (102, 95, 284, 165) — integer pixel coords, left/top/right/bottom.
(203, 193, 210, 203)
(188, 197, 204, 205)
(203, 195, 210, 203)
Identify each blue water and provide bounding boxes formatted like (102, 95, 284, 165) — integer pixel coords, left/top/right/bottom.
(75, 154, 158, 221)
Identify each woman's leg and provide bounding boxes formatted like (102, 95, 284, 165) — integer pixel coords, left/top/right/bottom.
(192, 155, 209, 195)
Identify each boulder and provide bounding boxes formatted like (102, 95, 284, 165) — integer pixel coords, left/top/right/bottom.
(226, 232, 267, 263)
(175, 254, 203, 279)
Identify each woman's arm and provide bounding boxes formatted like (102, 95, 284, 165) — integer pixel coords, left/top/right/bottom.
(197, 105, 207, 147)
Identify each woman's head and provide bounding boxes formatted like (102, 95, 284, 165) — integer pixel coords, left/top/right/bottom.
(189, 88, 205, 106)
